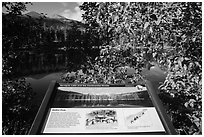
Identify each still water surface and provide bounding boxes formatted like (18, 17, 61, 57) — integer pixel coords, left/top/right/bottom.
(25, 72, 63, 106)
(25, 65, 166, 107)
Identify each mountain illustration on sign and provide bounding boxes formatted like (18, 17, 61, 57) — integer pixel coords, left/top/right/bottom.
(85, 109, 118, 129)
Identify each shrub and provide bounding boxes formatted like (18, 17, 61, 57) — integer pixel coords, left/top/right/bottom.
(2, 78, 36, 134)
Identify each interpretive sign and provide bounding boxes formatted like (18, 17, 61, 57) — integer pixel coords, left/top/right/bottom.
(43, 107, 164, 134)
(29, 81, 176, 135)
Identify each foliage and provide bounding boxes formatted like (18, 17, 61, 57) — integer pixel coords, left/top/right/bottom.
(159, 56, 202, 134)
(80, 2, 201, 67)
(2, 15, 40, 77)
(2, 2, 100, 134)
(2, 2, 30, 78)
(62, 64, 142, 85)
(2, 3, 37, 135)
(158, 2, 202, 135)
(79, 2, 202, 135)
(2, 2, 32, 15)
(2, 2, 202, 135)
(2, 78, 36, 134)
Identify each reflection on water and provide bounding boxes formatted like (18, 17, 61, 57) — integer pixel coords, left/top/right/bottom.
(16, 52, 68, 76)
(15, 49, 96, 76)
(25, 72, 63, 106)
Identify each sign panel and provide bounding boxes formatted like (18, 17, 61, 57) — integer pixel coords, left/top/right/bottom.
(43, 107, 164, 133)
(29, 81, 177, 135)
(41, 86, 165, 134)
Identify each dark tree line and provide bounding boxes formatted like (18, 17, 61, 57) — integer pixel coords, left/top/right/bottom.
(3, 7, 101, 78)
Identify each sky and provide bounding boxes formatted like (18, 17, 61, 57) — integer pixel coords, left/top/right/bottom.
(3, 2, 84, 21)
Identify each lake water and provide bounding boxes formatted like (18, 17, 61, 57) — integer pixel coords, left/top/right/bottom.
(25, 72, 64, 107)
(25, 65, 167, 107)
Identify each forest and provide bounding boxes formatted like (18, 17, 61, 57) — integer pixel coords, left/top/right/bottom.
(2, 2, 202, 135)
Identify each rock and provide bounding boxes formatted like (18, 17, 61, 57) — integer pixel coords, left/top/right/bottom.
(69, 71, 76, 77)
(78, 69, 84, 76)
(141, 65, 167, 83)
(126, 67, 136, 76)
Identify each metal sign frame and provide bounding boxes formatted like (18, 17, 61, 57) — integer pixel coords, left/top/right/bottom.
(29, 80, 177, 135)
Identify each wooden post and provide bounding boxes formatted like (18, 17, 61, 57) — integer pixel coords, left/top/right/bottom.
(145, 80, 177, 135)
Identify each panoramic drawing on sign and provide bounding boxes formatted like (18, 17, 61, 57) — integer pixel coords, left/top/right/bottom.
(85, 109, 118, 129)
(52, 87, 153, 108)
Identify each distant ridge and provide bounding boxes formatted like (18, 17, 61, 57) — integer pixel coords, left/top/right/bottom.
(24, 11, 81, 23)
(25, 11, 46, 19)
(51, 14, 68, 20)
(3, 11, 87, 31)
(49, 14, 83, 23)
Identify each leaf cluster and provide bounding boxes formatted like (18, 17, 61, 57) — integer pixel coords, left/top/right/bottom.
(2, 2, 32, 15)
(2, 78, 36, 134)
(77, 2, 202, 134)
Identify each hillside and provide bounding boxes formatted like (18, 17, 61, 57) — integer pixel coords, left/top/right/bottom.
(24, 11, 46, 19)
(24, 11, 86, 30)
(3, 11, 86, 31)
